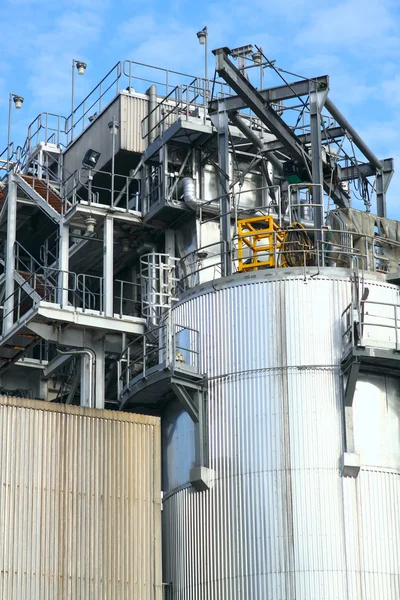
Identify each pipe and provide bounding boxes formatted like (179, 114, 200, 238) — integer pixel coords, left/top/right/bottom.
(229, 112, 284, 175)
(57, 347, 95, 408)
(179, 177, 201, 211)
(325, 98, 383, 171)
(147, 85, 157, 145)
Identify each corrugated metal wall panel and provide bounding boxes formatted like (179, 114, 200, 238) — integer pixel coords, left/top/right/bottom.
(164, 271, 400, 599)
(0, 397, 162, 599)
(120, 94, 180, 154)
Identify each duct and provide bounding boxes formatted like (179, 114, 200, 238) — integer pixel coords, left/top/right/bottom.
(179, 177, 201, 211)
(325, 98, 383, 171)
(229, 112, 284, 175)
(179, 177, 269, 217)
(57, 347, 95, 408)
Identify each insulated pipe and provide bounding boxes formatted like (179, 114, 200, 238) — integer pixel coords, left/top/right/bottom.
(179, 177, 284, 223)
(147, 85, 157, 145)
(179, 177, 200, 210)
(325, 98, 383, 171)
(229, 112, 284, 175)
(57, 348, 96, 408)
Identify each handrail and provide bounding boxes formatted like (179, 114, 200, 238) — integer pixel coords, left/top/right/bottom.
(118, 320, 200, 397)
(342, 298, 400, 352)
(177, 225, 400, 291)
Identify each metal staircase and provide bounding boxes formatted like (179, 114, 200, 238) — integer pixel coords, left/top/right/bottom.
(15, 173, 62, 222)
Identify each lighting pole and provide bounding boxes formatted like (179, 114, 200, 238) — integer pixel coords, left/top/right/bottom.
(197, 26, 208, 102)
(71, 59, 87, 141)
(7, 93, 24, 168)
(108, 118, 120, 207)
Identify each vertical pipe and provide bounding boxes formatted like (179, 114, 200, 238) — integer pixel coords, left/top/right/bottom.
(7, 94, 12, 167)
(103, 216, 114, 317)
(111, 116, 116, 206)
(71, 60, 75, 142)
(147, 85, 157, 145)
(3, 173, 17, 334)
(205, 31, 209, 104)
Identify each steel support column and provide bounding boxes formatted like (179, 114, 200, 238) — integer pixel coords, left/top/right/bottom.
(58, 220, 69, 307)
(309, 83, 325, 247)
(216, 102, 232, 276)
(3, 174, 17, 334)
(103, 216, 114, 317)
(91, 338, 105, 409)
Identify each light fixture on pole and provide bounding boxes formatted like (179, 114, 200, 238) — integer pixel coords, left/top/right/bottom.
(197, 26, 208, 102)
(71, 59, 87, 142)
(121, 238, 130, 253)
(108, 118, 120, 207)
(85, 216, 96, 235)
(7, 93, 24, 168)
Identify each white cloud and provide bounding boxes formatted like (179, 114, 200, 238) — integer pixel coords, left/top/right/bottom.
(296, 0, 398, 56)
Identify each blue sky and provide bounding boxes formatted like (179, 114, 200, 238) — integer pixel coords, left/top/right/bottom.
(1, 0, 400, 216)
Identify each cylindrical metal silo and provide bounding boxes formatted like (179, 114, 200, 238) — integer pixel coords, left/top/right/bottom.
(162, 267, 400, 599)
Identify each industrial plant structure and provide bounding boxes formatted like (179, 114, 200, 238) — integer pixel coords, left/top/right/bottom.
(0, 42, 399, 597)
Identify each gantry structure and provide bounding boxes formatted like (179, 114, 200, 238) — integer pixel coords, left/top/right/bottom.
(0, 46, 397, 416)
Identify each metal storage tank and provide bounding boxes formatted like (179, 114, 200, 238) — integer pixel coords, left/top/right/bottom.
(162, 267, 400, 599)
(0, 397, 162, 599)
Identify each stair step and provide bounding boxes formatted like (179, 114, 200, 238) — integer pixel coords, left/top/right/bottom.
(21, 175, 62, 213)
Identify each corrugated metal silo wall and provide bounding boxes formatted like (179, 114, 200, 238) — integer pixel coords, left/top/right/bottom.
(163, 269, 400, 599)
(0, 397, 162, 599)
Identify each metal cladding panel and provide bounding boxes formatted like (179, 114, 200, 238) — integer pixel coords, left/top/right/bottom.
(0, 397, 162, 600)
(120, 93, 179, 154)
(63, 96, 122, 179)
(120, 93, 149, 154)
(163, 270, 400, 599)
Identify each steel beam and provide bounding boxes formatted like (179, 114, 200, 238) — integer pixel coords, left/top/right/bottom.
(3, 174, 17, 334)
(229, 112, 283, 174)
(209, 75, 329, 113)
(214, 48, 307, 166)
(262, 126, 344, 153)
(103, 216, 114, 317)
(325, 98, 383, 171)
(309, 82, 325, 241)
(216, 101, 232, 276)
(58, 220, 69, 307)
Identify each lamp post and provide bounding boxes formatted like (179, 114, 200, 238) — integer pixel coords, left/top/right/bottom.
(71, 59, 87, 142)
(7, 93, 24, 168)
(108, 118, 120, 207)
(197, 26, 208, 102)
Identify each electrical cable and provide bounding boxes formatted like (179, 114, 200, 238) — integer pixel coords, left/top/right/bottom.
(279, 222, 314, 267)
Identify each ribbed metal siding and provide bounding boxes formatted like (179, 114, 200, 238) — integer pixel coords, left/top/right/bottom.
(0, 397, 162, 599)
(164, 271, 400, 599)
(121, 94, 180, 154)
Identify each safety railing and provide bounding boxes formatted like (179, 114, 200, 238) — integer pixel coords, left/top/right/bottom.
(287, 183, 325, 224)
(26, 112, 67, 152)
(1, 269, 77, 327)
(2, 260, 139, 328)
(40, 230, 60, 268)
(76, 274, 102, 312)
(342, 299, 400, 352)
(140, 253, 180, 321)
(118, 320, 200, 396)
(65, 59, 212, 144)
(177, 225, 400, 291)
(63, 167, 139, 212)
(141, 77, 207, 140)
(114, 280, 141, 318)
